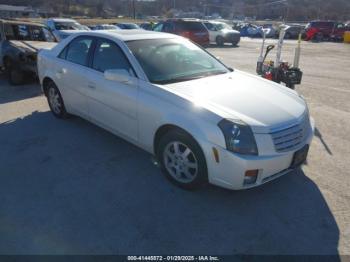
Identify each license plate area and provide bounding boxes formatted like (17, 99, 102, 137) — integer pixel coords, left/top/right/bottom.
(290, 145, 309, 168)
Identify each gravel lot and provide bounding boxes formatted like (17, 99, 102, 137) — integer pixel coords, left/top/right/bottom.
(0, 38, 349, 255)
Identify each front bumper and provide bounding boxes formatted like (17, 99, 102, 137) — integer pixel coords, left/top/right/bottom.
(224, 33, 240, 44)
(200, 118, 315, 190)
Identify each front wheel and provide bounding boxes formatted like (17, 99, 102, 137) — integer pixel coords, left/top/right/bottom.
(216, 36, 224, 47)
(4, 59, 24, 85)
(157, 130, 208, 190)
(313, 32, 324, 42)
(46, 81, 68, 119)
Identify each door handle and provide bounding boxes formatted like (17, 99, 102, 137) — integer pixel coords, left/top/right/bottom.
(57, 68, 67, 74)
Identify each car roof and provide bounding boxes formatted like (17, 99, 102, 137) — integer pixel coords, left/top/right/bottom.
(0, 19, 45, 27)
(203, 20, 224, 24)
(118, 23, 138, 25)
(47, 18, 77, 22)
(71, 30, 178, 41)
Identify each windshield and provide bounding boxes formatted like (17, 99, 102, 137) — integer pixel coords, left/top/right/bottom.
(216, 23, 232, 30)
(119, 23, 139, 29)
(127, 38, 229, 84)
(54, 21, 85, 30)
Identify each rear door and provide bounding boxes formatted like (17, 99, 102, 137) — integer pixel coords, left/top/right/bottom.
(0, 21, 4, 67)
(179, 22, 208, 44)
(54, 35, 94, 118)
(84, 37, 139, 141)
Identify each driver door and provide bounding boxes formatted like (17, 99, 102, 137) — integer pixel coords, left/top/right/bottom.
(84, 38, 139, 141)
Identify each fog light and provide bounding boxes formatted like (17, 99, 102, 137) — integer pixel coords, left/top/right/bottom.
(243, 170, 259, 185)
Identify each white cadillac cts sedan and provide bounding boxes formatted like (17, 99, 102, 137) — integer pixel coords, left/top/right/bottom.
(37, 30, 314, 190)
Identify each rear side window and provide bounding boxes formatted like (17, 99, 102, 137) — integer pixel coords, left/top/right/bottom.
(17, 25, 30, 40)
(4, 24, 15, 40)
(177, 22, 206, 31)
(64, 37, 93, 66)
(311, 22, 334, 28)
(92, 39, 134, 75)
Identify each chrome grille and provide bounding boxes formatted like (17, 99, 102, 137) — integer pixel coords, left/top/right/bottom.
(270, 115, 311, 153)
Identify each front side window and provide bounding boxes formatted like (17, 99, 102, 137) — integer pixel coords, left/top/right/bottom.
(92, 39, 133, 74)
(204, 22, 214, 31)
(153, 23, 164, 32)
(163, 23, 174, 32)
(65, 37, 93, 66)
(29, 26, 56, 42)
(127, 38, 229, 84)
(54, 21, 85, 30)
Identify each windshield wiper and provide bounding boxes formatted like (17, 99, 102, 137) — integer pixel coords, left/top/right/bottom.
(153, 70, 228, 85)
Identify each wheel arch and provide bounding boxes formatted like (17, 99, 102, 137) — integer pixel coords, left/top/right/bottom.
(42, 77, 56, 96)
(3, 55, 12, 68)
(153, 124, 205, 158)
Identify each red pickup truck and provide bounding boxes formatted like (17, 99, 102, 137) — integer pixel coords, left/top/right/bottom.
(303, 21, 350, 41)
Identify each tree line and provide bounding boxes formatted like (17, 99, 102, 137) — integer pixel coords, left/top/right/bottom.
(2, 0, 350, 21)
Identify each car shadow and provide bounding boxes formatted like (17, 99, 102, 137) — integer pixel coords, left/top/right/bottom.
(208, 44, 240, 49)
(0, 73, 41, 104)
(0, 111, 340, 256)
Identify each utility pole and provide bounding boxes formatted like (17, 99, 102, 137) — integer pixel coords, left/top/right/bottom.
(173, 0, 176, 9)
(132, 0, 136, 20)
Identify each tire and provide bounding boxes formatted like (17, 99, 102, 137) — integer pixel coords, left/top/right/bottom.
(231, 41, 239, 47)
(313, 32, 324, 42)
(46, 81, 68, 119)
(4, 59, 24, 85)
(284, 32, 291, 39)
(216, 36, 224, 47)
(287, 83, 295, 89)
(157, 129, 208, 190)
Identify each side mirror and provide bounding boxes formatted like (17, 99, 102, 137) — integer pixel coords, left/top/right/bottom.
(104, 69, 132, 84)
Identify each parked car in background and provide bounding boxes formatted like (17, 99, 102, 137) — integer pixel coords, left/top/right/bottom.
(261, 24, 276, 38)
(116, 23, 141, 30)
(44, 18, 89, 41)
(140, 22, 154, 31)
(237, 23, 263, 38)
(303, 21, 349, 41)
(0, 19, 57, 85)
(276, 24, 304, 39)
(91, 24, 120, 30)
(203, 21, 240, 46)
(153, 19, 209, 46)
(38, 30, 314, 190)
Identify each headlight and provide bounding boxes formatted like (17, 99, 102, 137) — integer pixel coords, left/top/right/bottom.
(218, 119, 258, 155)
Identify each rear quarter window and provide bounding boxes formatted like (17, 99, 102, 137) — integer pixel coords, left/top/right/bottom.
(177, 22, 206, 31)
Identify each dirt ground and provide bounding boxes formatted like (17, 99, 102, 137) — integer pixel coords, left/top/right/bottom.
(0, 38, 349, 255)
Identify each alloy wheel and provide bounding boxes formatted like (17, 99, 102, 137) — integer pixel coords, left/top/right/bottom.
(163, 141, 198, 183)
(48, 87, 62, 115)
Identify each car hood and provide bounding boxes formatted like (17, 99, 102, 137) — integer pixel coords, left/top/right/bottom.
(221, 29, 240, 34)
(9, 40, 57, 52)
(164, 70, 307, 133)
(58, 29, 86, 33)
